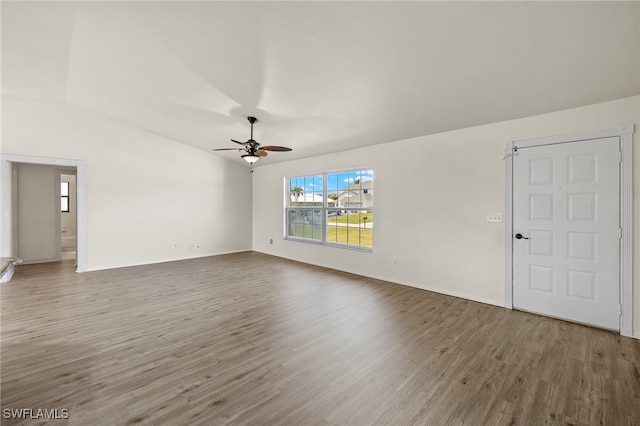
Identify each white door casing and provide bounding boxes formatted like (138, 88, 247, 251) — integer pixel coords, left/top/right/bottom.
(513, 137, 620, 330)
(504, 125, 634, 337)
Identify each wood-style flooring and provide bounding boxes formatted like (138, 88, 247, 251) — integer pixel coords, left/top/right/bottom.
(2, 251, 639, 425)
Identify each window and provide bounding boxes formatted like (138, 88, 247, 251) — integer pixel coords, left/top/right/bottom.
(61, 182, 70, 213)
(286, 169, 373, 250)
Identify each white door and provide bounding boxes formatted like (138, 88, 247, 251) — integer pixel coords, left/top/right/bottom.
(513, 137, 620, 330)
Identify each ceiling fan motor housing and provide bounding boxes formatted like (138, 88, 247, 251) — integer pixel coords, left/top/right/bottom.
(212, 115, 291, 163)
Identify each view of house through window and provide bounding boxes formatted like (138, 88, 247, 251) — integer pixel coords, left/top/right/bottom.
(286, 169, 373, 249)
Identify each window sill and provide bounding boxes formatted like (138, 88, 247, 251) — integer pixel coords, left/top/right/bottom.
(284, 237, 373, 253)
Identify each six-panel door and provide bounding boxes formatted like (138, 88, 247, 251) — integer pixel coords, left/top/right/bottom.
(512, 137, 620, 330)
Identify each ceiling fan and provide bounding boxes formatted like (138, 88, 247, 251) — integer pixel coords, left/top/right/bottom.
(212, 116, 292, 164)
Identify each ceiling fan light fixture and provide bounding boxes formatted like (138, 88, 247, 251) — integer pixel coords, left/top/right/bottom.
(241, 154, 260, 164)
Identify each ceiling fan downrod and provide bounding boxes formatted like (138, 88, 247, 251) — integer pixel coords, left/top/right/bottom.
(247, 116, 257, 141)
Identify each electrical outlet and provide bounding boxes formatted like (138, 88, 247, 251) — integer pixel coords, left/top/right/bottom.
(487, 213, 503, 223)
(269, 238, 273, 245)
(392, 258, 397, 266)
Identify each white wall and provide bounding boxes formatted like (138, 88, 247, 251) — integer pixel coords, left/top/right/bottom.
(252, 96, 640, 337)
(1, 101, 252, 271)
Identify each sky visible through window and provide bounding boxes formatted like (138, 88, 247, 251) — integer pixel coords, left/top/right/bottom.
(289, 170, 373, 196)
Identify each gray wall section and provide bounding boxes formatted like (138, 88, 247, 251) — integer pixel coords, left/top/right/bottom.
(16, 163, 58, 262)
(16, 164, 75, 263)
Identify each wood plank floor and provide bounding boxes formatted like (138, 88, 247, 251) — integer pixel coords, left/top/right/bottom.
(2, 251, 639, 426)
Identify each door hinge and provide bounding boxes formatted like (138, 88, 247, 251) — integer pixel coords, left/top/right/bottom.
(619, 227, 623, 239)
(619, 304, 623, 316)
(619, 151, 623, 162)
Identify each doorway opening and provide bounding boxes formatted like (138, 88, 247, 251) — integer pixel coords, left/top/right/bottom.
(0, 154, 86, 273)
(59, 171, 77, 264)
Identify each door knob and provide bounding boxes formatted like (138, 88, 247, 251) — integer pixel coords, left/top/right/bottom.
(515, 233, 529, 240)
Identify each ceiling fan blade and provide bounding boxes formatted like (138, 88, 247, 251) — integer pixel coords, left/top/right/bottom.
(259, 145, 292, 152)
(212, 148, 242, 152)
(229, 117, 290, 160)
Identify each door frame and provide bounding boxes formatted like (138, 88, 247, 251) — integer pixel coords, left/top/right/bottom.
(504, 124, 634, 337)
(0, 154, 86, 273)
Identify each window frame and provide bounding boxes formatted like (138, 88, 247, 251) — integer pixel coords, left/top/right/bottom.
(61, 181, 70, 213)
(285, 168, 373, 252)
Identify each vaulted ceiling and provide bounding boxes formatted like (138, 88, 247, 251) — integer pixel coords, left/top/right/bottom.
(2, 1, 639, 165)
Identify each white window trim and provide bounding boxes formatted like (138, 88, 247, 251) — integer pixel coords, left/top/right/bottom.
(285, 169, 373, 252)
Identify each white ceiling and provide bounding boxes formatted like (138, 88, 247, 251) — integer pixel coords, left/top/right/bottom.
(2, 1, 639, 165)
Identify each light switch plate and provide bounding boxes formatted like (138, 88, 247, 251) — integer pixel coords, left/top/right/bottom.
(487, 213, 503, 223)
